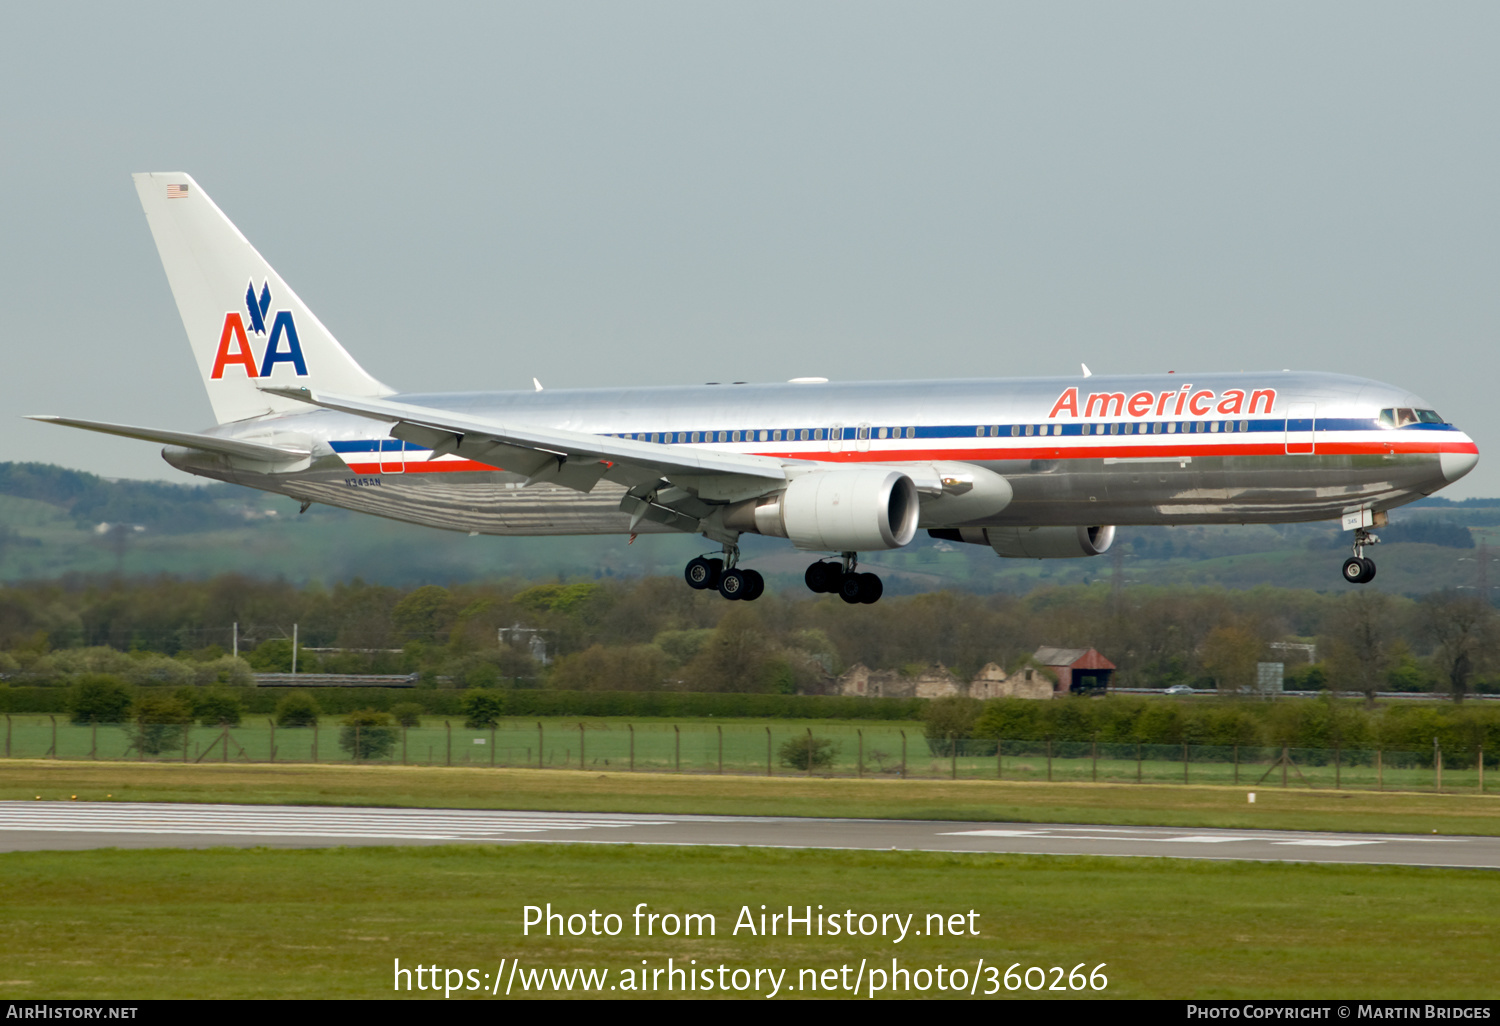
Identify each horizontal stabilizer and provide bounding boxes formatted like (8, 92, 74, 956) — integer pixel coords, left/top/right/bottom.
(27, 416, 311, 462)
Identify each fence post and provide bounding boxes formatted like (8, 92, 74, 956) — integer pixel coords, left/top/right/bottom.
(577, 723, 583, 770)
(269, 719, 276, 764)
(1377, 748, 1383, 790)
(183, 724, 190, 763)
(4, 714, 9, 758)
(766, 727, 772, 777)
(629, 724, 634, 772)
(1435, 737, 1442, 794)
(536, 722, 542, 769)
(1334, 743, 1341, 790)
(858, 729, 864, 779)
(1233, 744, 1238, 785)
(401, 726, 406, 766)
(221, 723, 229, 764)
(1046, 736, 1052, 782)
(445, 721, 451, 767)
(1091, 736, 1098, 783)
(1282, 745, 1288, 788)
(492, 725, 498, 768)
(50, 715, 57, 760)
(997, 736, 1002, 780)
(1183, 742, 1189, 785)
(900, 731, 907, 779)
(808, 728, 815, 776)
(950, 734, 957, 780)
(1480, 745, 1485, 794)
(313, 721, 319, 764)
(675, 725, 681, 773)
(91, 723, 97, 760)
(354, 722, 361, 765)
(1136, 742, 1142, 784)
(717, 725, 723, 775)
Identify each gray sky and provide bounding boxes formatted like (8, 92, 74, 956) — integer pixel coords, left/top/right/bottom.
(2, 3, 1497, 496)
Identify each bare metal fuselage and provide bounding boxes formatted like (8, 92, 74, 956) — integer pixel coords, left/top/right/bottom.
(163, 370, 1477, 543)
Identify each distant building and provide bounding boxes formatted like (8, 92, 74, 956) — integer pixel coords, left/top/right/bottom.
(1032, 647, 1116, 695)
(834, 660, 1055, 701)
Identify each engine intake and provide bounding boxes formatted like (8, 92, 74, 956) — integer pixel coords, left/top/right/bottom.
(733, 469, 921, 551)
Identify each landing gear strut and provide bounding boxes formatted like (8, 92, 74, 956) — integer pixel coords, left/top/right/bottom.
(685, 547, 763, 601)
(1341, 528, 1379, 585)
(805, 552, 883, 604)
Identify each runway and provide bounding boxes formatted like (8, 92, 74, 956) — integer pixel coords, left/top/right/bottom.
(1, 801, 1495, 868)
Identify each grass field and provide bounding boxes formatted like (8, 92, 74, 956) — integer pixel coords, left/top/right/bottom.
(4, 759, 1500, 836)
(0, 843, 1494, 999)
(4, 715, 1481, 792)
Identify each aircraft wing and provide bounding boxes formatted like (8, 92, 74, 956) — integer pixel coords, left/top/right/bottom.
(26, 415, 312, 463)
(259, 387, 790, 504)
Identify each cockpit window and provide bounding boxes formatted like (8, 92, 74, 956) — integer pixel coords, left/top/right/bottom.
(1396, 408, 1419, 427)
(1381, 407, 1447, 427)
(1417, 409, 1445, 424)
(1378, 409, 1395, 429)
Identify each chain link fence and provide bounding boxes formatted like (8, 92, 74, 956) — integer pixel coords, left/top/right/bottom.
(1, 715, 1488, 793)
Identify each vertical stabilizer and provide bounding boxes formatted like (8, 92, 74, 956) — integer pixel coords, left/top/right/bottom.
(133, 172, 391, 424)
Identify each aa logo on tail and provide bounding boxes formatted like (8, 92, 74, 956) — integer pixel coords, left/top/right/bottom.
(210, 281, 308, 379)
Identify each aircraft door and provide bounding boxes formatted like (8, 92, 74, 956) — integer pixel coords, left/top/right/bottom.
(380, 438, 406, 473)
(1284, 403, 1316, 455)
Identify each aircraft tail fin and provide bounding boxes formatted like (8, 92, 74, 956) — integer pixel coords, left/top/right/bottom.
(133, 172, 391, 425)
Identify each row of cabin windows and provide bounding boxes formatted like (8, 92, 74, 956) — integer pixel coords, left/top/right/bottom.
(614, 427, 920, 444)
(978, 421, 1254, 437)
(612, 420, 1278, 445)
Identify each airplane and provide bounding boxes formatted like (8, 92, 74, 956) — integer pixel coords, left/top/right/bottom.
(30, 173, 1480, 603)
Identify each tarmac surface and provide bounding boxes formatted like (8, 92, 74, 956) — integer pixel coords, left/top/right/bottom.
(0, 801, 1496, 868)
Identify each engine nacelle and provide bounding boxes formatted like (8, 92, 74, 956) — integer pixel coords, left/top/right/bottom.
(738, 469, 921, 551)
(931, 525, 1115, 559)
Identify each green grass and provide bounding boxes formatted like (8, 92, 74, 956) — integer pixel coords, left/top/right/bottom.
(6, 715, 1481, 793)
(4, 760, 1500, 836)
(0, 844, 1494, 999)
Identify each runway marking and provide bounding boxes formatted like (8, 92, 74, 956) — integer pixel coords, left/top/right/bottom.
(1156, 835, 1259, 844)
(941, 829, 1049, 837)
(1274, 839, 1383, 847)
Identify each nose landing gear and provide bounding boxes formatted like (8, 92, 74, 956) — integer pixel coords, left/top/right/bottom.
(1341, 528, 1379, 584)
(805, 552, 883, 604)
(685, 549, 763, 601)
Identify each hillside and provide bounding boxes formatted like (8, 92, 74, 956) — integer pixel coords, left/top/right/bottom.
(0, 462, 1491, 595)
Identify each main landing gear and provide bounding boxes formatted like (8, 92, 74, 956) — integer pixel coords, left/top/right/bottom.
(1341, 528, 1379, 585)
(684, 549, 764, 601)
(805, 553, 884, 605)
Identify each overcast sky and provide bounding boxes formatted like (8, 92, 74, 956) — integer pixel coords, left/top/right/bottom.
(2, 3, 1497, 496)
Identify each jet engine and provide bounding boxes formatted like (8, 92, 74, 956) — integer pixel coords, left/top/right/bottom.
(730, 469, 921, 551)
(930, 525, 1115, 559)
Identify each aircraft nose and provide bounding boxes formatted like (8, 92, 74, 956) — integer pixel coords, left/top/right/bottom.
(1441, 449, 1479, 482)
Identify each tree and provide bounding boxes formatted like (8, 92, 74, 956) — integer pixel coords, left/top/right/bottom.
(921, 696, 984, 752)
(778, 734, 837, 771)
(274, 691, 322, 727)
(390, 702, 423, 728)
(1323, 591, 1397, 706)
(339, 709, 397, 761)
(461, 690, 506, 729)
(1200, 625, 1261, 694)
(1420, 593, 1496, 703)
(127, 693, 194, 755)
(188, 687, 244, 726)
(67, 674, 133, 724)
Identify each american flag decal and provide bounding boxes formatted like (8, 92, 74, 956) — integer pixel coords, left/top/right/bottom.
(167, 184, 188, 198)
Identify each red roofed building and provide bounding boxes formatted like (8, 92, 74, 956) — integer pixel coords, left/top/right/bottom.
(1032, 647, 1116, 695)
